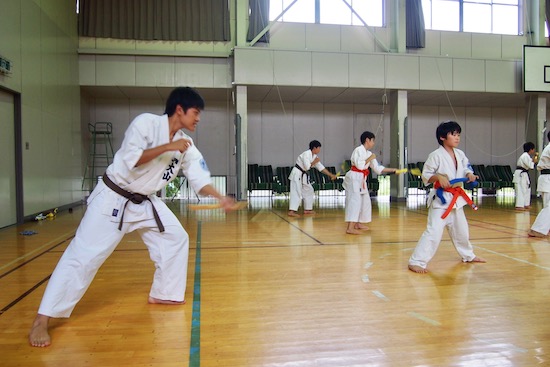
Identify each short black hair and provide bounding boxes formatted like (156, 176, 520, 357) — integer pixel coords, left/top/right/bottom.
(436, 121, 462, 146)
(547, 131, 550, 142)
(164, 87, 205, 116)
(360, 131, 375, 144)
(309, 140, 322, 150)
(523, 142, 535, 152)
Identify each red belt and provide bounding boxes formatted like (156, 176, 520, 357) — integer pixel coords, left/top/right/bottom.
(434, 181, 478, 219)
(351, 166, 370, 189)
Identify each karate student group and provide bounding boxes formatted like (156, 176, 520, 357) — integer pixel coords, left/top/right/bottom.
(27, 87, 542, 348)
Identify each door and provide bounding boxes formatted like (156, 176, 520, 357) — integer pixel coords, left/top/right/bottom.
(0, 89, 16, 228)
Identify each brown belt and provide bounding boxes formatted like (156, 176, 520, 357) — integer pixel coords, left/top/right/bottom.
(102, 174, 165, 232)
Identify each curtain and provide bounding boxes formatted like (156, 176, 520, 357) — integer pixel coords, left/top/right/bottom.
(546, 0, 550, 42)
(78, 0, 230, 42)
(406, 0, 425, 48)
(247, 0, 270, 43)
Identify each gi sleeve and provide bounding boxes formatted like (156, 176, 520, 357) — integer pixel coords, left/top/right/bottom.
(180, 145, 212, 194)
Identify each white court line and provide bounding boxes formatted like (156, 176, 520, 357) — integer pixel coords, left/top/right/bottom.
(407, 311, 441, 326)
(364, 261, 373, 269)
(372, 290, 390, 301)
(474, 244, 550, 271)
(0, 231, 74, 272)
(361, 274, 370, 283)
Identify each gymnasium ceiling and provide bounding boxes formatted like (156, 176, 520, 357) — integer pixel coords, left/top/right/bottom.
(81, 86, 547, 108)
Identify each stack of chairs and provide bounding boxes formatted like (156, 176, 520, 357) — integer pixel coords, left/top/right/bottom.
(248, 164, 275, 196)
(274, 166, 292, 194)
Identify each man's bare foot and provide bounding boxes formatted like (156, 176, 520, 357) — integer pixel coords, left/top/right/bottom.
(287, 211, 300, 217)
(303, 210, 316, 215)
(346, 229, 362, 235)
(408, 264, 428, 273)
(528, 229, 547, 238)
(466, 256, 486, 263)
(29, 314, 51, 347)
(354, 224, 369, 230)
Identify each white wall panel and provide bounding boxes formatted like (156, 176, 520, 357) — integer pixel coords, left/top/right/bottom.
(486, 60, 519, 93)
(269, 23, 307, 50)
(386, 55, 420, 90)
(472, 34, 502, 59)
(247, 102, 263, 164)
(453, 59, 485, 91)
(409, 105, 440, 164)
(174, 57, 215, 87)
(306, 24, 341, 51)
(274, 51, 312, 86)
(96, 55, 136, 86)
(491, 108, 520, 165)
(136, 56, 175, 86)
(419, 57, 452, 90)
(234, 49, 274, 85)
(324, 104, 354, 168)
(262, 102, 294, 167)
(441, 32, 472, 58)
(349, 54, 385, 88)
(341, 27, 376, 53)
(312, 52, 348, 87)
(464, 107, 492, 164)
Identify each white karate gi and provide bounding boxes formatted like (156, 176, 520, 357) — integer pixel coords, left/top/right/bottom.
(38, 113, 212, 318)
(343, 145, 385, 223)
(288, 150, 325, 211)
(530, 143, 550, 235)
(408, 146, 478, 269)
(513, 152, 534, 208)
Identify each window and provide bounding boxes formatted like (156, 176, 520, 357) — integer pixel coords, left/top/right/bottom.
(422, 0, 520, 35)
(269, 0, 384, 27)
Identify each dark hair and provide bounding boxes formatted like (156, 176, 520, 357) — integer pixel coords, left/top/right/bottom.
(309, 140, 322, 150)
(436, 121, 462, 146)
(547, 131, 550, 142)
(164, 87, 205, 116)
(523, 142, 535, 152)
(360, 131, 375, 144)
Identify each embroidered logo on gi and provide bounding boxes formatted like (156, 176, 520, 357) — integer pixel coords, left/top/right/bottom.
(200, 159, 209, 171)
(112, 209, 119, 217)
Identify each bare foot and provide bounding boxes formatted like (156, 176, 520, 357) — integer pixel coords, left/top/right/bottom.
(354, 224, 369, 230)
(408, 264, 428, 273)
(528, 229, 547, 238)
(466, 256, 486, 263)
(29, 314, 51, 347)
(287, 211, 300, 217)
(346, 229, 362, 235)
(148, 296, 186, 305)
(524, 206, 531, 209)
(515, 207, 526, 211)
(303, 210, 316, 215)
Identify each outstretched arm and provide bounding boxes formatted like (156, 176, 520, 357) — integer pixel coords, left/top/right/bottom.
(198, 184, 235, 211)
(320, 168, 337, 181)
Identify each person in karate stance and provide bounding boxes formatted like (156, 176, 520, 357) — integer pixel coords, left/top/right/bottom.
(287, 140, 337, 217)
(343, 131, 397, 234)
(408, 121, 486, 273)
(529, 131, 550, 238)
(513, 142, 537, 210)
(29, 87, 236, 347)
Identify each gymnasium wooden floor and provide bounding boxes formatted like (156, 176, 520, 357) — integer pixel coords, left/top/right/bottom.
(1, 190, 549, 366)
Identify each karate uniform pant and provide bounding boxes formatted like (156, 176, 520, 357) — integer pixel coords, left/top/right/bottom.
(408, 206, 476, 269)
(514, 174, 531, 208)
(289, 179, 314, 211)
(345, 190, 371, 223)
(37, 192, 189, 318)
(530, 192, 550, 235)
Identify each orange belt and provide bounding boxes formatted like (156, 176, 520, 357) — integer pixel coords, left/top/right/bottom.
(351, 166, 370, 189)
(434, 181, 478, 219)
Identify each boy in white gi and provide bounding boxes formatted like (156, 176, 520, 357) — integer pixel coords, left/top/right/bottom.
(513, 142, 537, 210)
(287, 140, 337, 217)
(528, 131, 550, 238)
(343, 131, 397, 234)
(29, 87, 236, 347)
(408, 121, 486, 273)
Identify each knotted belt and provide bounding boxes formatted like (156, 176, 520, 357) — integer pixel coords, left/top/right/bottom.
(102, 173, 165, 232)
(294, 164, 310, 183)
(434, 178, 478, 219)
(351, 166, 370, 189)
(516, 166, 530, 187)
